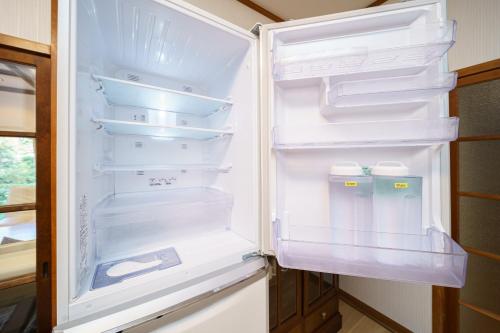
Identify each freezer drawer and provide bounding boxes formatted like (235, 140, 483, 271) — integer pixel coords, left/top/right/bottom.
(53, 258, 266, 333)
(124, 271, 267, 333)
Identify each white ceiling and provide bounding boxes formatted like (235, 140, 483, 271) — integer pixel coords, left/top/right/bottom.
(251, 0, 376, 20)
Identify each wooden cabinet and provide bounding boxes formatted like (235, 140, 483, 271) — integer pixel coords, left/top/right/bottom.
(269, 258, 342, 333)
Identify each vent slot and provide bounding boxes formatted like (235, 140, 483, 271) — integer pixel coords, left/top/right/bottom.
(127, 73, 140, 82)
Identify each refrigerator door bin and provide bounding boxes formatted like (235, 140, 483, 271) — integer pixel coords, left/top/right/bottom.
(273, 220, 467, 287)
(320, 69, 457, 115)
(273, 20, 456, 81)
(93, 75, 233, 116)
(93, 118, 233, 141)
(273, 117, 459, 149)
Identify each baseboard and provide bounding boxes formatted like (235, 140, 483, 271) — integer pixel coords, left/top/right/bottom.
(338, 289, 412, 333)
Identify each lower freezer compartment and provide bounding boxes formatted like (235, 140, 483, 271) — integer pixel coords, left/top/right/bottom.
(273, 220, 467, 287)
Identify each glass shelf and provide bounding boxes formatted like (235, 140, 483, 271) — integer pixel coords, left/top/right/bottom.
(93, 75, 232, 116)
(94, 187, 232, 222)
(273, 117, 459, 149)
(273, 220, 467, 287)
(320, 70, 457, 115)
(274, 20, 456, 82)
(94, 163, 232, 173)
(93, 118, 233, 140)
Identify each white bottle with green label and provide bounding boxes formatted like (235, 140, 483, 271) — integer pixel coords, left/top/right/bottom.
(371, 161, 423, 235)
(329, 162, 373, 232)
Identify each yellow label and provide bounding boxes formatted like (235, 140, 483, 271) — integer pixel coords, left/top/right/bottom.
(394, 182, 409, 189)
(344, 181, 358, 187)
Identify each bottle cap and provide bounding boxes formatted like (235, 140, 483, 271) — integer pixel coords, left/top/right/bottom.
(371, 161, 409, 176)
(330, 161, 363, 176)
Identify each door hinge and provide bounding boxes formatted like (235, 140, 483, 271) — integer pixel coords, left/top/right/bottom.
(250, 23, 262, 37)
(242, 251, 261, 261)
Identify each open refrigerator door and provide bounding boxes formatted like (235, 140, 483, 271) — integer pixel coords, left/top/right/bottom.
(260, 0, 467, 288)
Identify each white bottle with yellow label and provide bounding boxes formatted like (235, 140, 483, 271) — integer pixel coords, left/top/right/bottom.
(371, 161, 423, 235)
(329, 162, 373, 233)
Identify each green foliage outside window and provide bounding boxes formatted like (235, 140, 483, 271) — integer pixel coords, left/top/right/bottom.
(0, 138, 36, 205)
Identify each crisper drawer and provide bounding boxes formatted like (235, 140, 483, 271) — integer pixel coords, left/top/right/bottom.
(93, 187, 233, 227)
(304, 300, 339, 333)
(93, 188, 233, 258)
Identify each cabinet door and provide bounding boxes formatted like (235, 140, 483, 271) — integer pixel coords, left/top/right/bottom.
(269, 259, 279, 330)
(269, 258, 302, 332)
(278, 266, 302, 325)
(304, 272, 321, 314)
(304, 272, 338, 315)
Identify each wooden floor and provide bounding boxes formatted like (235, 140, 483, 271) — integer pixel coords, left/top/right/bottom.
(339, 300, 390, 333)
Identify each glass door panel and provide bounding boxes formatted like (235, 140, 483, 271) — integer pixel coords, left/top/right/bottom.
(0, 59, 37, 332)
(322, 273, 334, 294)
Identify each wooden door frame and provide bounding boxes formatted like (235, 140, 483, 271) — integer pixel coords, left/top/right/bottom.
(0, 39, 56, 332)
(432, 58, 500, 333)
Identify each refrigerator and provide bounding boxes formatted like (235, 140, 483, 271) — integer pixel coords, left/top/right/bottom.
(55, 0, 467, 331)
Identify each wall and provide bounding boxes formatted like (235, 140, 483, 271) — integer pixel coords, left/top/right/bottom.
(448, 0, 500, 70)
(0, 0, 51, 44)
(183, 0, 273, 31)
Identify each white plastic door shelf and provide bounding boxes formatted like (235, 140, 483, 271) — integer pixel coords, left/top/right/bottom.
(273, 117, 459, 149)
(273, 20, 456, 81)
(93, 118, 233, 140)
(320, 70, 457, 115)
(273, 221, 467, 287)
(94, 75, 233, 116)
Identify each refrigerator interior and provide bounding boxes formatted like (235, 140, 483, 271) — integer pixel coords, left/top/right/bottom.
(267, 2, 467, 287)
(70, 0, 259, 315)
